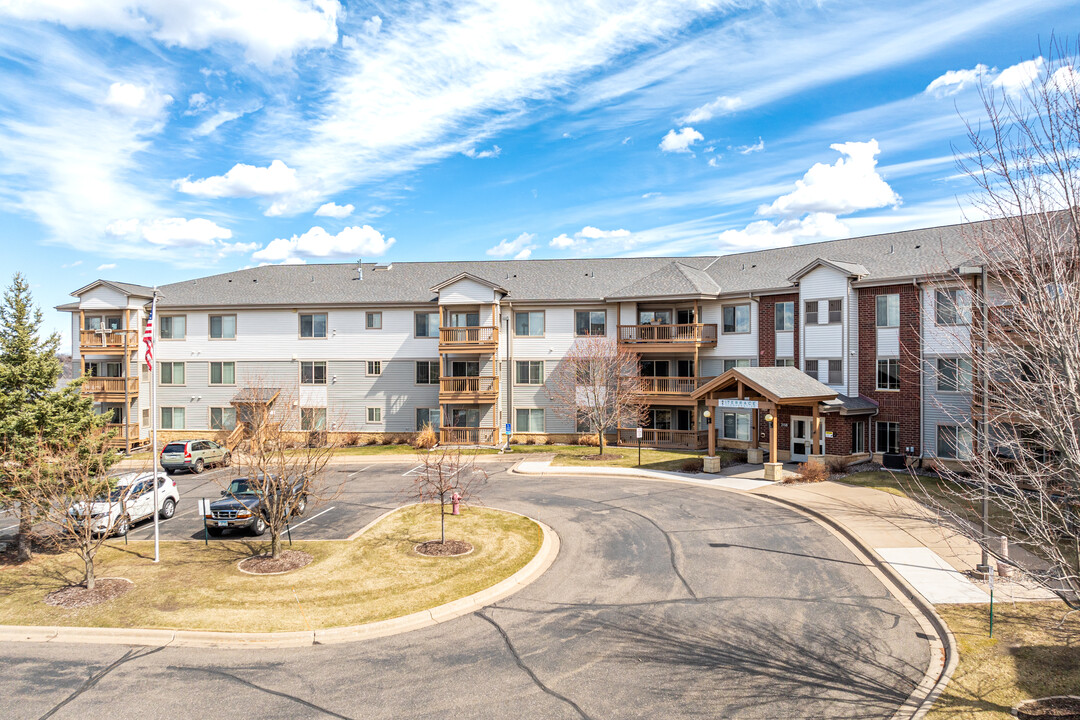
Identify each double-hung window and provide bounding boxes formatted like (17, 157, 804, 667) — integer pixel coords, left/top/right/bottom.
(367, 361, 382, 377)
(722, 304, 750, 334)
(515, 311, 545, 336)
(936, 357, 972, 393)
(774, 301, 794, 331)
(515, 360, 544, 385)
(301, 361, 327, 385)
(516, 408, 545, 432)
(876, 294, 899, 327)
(300, 313, 327, 338)
(160, 362, 185, 385)
(415, 361, 439, 385)
(721, 412, 750, 441)
(209, 361, 235, 385)
(209, 314, 236, 339)
(159, 315, 185, 339)
(828, 359, 843, 385)
(936, 289, 971, 326)
(804, 301, 819, 325)
(828, 299, 843, 324)
(415, 312, 440, 337)
(877, 358, 900, 391)
(575, 310, 606, 336)
(804, 359, 819, 379)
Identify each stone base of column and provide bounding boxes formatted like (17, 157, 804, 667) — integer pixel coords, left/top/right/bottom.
(703, 456, 724, 474)
(746, 448, 764, 464)
(763, 462, 784, 481)
(807, 454, 826, 468)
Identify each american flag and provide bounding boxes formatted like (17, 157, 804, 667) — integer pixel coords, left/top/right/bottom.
(143, 306, 155, 371)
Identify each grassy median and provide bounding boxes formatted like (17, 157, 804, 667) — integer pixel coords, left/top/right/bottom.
(507, 444, 735, 471)
(928, 601, 1080, 719)
(0, 504, 542, 633)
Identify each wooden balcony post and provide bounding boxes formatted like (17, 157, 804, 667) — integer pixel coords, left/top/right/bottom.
(812, 403, 821, 455)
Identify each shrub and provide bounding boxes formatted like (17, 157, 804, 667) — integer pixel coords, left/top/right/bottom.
(679, 458, 704, 473)
(826, 457, 848, 475)
(794, 462, 829, 483)
(414, 424, 438, 450)
(380, 435, 395, 446)
(543, 435, 555, 445)
(578, 433, 600, 447)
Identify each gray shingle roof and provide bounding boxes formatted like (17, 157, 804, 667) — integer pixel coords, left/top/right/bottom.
(822, 394, 879, 415)
(140, 218, 992, 309)
(728, 366, 838, 401)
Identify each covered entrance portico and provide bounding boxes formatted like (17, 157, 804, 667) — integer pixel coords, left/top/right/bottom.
(691, 367, 838, 481)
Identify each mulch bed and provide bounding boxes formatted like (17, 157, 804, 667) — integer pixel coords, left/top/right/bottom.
(415, 540, 473, 557)
(44, 578, 133, 608)
(1015, 696, 1080, 719)
(237, 550, 313, 575)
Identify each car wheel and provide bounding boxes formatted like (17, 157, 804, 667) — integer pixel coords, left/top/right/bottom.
(207, 527, 223, 537)
(193, 458, 204, 474)
(159, 498, 176, 520)
(295, 496, 307, 516)
(222, 452, 232, 467)
(165, 468, 175, 475)
(251, 516, 266, 536)
(114, 516, 129, 537)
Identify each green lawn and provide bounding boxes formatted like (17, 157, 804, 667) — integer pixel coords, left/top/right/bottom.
(928, 601, 1080, 719)
(505, 444, 738, 471)
(0, 504, 541, 633)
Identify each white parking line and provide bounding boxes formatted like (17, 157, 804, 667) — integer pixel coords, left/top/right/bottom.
(287, 506, 335, 531)
(1, 524, 18, 532)
(347, 466, 372, 478)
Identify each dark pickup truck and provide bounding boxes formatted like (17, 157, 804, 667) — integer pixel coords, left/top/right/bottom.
(205, 476, 308, 536)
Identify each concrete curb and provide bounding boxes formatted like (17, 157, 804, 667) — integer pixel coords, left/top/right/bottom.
(508, 459, 775, 490)
(511, 461, 957, 720)
(0, 510, 558, 650)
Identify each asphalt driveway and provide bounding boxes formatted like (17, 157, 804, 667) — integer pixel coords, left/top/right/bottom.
(0, 462, 929, 719)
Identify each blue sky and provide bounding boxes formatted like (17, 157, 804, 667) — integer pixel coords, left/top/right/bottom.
(1, 0, 1078, 343)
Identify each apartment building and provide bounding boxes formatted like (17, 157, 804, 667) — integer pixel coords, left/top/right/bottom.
(59, 219, 984, 466)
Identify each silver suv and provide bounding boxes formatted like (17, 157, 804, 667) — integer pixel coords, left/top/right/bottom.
(160, 439, 231, 475)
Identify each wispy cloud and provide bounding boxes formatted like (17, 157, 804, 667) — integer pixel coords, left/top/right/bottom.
(659, 127, 704, 153)
(487, 232, 536, 260)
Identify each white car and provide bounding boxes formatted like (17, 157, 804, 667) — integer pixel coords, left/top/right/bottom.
(71, 472, 181, 537)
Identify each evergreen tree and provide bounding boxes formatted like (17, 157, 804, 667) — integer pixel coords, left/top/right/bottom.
(0, 273, 110, 561)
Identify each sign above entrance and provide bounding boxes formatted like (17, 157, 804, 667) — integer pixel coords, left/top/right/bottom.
(716, 399, 759, 410)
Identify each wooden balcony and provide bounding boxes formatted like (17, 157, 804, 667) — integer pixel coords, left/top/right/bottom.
(440, 426, 498, 446)
(439, 326, 498, 353)
(104, 423, 139, 448)
(439, 376, 499, 402)
(617, 324, 717, 351)
(637, 376, 712, 397)
(79, 329, 138, 354)
(617, 428, 708, 450)
(81, 377, 139, 400)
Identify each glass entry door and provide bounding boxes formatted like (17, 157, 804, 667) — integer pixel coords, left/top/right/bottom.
(791, 418, 810, 462)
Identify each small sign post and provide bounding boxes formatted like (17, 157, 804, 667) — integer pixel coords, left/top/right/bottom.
(988, 567, 994, 638)
(199, 498, 209, 545)
(636, 426, 643, 467)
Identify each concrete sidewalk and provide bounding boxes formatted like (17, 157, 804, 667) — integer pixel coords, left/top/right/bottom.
(513, 458, 780, 491)
(754, 480, 1055, 605)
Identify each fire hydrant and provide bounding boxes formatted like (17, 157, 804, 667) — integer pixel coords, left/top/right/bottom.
(451, 492, 461, 516)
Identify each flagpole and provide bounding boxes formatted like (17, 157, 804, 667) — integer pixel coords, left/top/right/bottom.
(150, 288, 160, 563)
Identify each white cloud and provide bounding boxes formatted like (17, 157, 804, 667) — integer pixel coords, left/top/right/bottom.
(992, 57, 1044, 97)
(925, 63, 991, 96)
(314, 201, 354, 218)
(759, 139, 901, 217)
(659, 127, 704, 153)
(487, 232, 535, 260)
(187, 92, 210, 112)
(193, 108, 248, 136)
(61, 260, 83, 268)
(463, 145, 501, 159)
(737, 137, 765, 155)
(96, 263, 116, 271)
(641, 192, 661, 199)
(105, 217, 234, 247)
(718, 212, 851, 252)
(175, 159, 299, 198)
(0, 0, 342, 68)
(707, 156, 721, 167)
(363, 15, 382, 36)
(549, 226, 630, 251)
(253, 225, 395, 263)
(104, 81, 173, 118)
(682, 95, 741, 123)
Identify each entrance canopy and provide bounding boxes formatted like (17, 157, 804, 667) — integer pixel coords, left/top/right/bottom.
(690, 367, 838, 460)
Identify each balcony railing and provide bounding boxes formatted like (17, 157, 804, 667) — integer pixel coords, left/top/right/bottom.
(440, 426, 498, 446)
(617, 427, 708, 450)
(80, 329, 138, 351)
(618, 324, 717, 347)
(439, 325, 498, 350)
(81, 377, 139, 397)
(104, 423, 139, 448)
(637, 376, 712, 395)
(439, 376, 499, 399)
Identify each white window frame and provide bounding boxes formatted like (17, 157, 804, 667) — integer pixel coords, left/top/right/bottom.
(722, 303, 751, 334)
(515, 360, 544, 386)
(720, 411, 750, 441)
(514, 310, 545, 337)
(774, 301, 794, 332)
(160, 361, 185, 386)
(827, 359, 843, 385)
(161, 406, 186, 430)
(299, 313, 328, 339)
(515, 408, 545, 433)
(209, 361, 235, 386)
(936, 356, 972, 393)
(367, 360, 383, 377)
(366, 311, 382, 330)
(367, 406, 383, 424)
(209, 314, 236, 340)
(159, 315, 186, 340)
(300, 360, 327, 385)
(876, 358, 900, 391)
(300, 407, 327, 431)
(415, 360, 439, 385)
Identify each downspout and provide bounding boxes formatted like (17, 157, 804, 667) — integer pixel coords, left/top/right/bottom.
(504, 301, 513, 449)
(916, 279, 925, 463)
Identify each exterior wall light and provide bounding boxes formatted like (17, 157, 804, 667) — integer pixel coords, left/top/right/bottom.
(765, 413, 774, 423)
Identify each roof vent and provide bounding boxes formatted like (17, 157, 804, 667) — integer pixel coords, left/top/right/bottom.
(373, 263, 392, 271)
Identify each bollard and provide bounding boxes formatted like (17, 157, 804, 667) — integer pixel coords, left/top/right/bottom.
(452, 492, 461, 516)
(997, 535, 1012, 578)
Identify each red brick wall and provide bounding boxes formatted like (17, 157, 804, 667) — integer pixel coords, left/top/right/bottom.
(757, 293, 799, 367)
(858, 284, 921, 455)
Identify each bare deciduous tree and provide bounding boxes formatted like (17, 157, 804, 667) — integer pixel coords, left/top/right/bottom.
(405, 447, 487, 544)
(223, 380, 341, 559)
(547, 336, 648, 455)
(923, 41, 1080, 608)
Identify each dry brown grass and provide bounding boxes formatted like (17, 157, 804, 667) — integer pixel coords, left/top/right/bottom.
(413, 424, 438, 450)
(0, 505, 541, 633)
